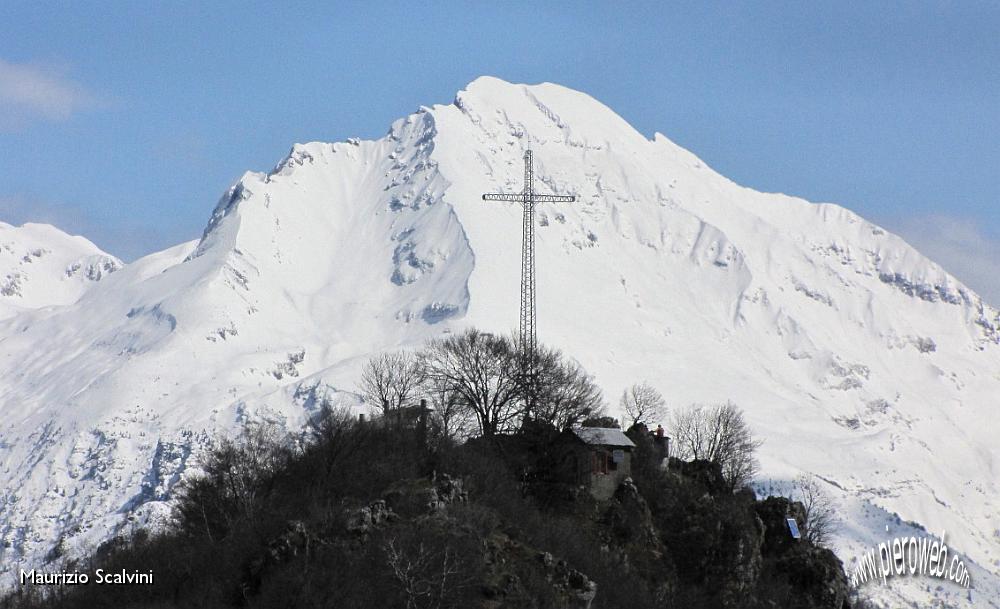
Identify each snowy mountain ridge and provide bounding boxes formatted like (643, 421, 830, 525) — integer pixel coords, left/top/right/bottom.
(0, 77, 997, 606)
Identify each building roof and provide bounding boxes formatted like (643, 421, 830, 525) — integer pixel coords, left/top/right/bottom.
(572, 427, 635, 448)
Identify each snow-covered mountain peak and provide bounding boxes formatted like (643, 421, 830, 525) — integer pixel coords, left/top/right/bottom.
(455, 76, 645, 145)
(0, 221, 121, 320)
(1, 77, 997, 607)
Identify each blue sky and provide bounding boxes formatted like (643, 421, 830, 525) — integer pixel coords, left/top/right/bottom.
(1, 2, 998, 302)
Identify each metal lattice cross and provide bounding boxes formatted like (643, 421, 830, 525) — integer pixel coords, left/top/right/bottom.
(482, 150, 575, 409)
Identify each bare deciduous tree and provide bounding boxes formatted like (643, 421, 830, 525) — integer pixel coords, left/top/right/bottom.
(384, 539, 469, 609)
(670, 402, 761, 491)
(359, 351, 424, 417)
(620, 382, 666, 428)
(532, 345, 605, 430)
(178, 421, 292, 538)
(306, 405, 370, 475)
(423, 373, 476, 443)
(791, 474, 839, 546)
(404, 328, 607, 438)
(218, 422, 292, 525)
(419, 329, 523, 437)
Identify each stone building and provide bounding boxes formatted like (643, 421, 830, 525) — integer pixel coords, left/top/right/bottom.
(568, 427, 636, 501)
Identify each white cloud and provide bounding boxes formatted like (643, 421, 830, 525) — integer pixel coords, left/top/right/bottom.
(890, 214, 1000, 308)
(0, 58, 96, 126)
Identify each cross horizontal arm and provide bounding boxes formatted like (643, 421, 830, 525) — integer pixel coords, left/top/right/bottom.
(531, 194, 575, 203)
(482, 193, 576, 203)
(481, 193, 522, 202)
